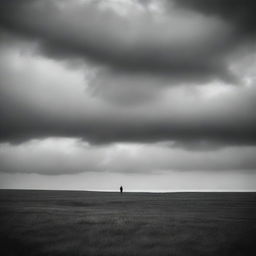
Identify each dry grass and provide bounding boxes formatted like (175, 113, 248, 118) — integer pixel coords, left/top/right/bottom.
(0, 190, 255, 256)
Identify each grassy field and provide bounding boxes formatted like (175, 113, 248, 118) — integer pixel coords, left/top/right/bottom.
(0, 190, 255, 256)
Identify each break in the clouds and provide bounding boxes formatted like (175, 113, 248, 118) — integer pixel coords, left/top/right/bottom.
(0, 0, 256, 186)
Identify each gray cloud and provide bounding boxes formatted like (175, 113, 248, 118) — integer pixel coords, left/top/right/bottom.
(0, 0, 255, 150)
(0, 50, 255, 146)
(0, 0, 256, 186)
(0, 0, 243, 84)
(172, 0, 256, 37)
(0, 138, 255, 175)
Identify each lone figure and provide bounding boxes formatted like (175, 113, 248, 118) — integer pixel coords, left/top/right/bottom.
(120, 186, 123, 194)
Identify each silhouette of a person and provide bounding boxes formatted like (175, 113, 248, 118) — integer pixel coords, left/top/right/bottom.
(120, 186, 123, 194)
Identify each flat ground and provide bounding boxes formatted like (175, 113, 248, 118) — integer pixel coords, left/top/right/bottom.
(0, 190, 255, 256)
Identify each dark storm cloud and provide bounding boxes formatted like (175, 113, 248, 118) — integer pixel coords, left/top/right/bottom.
(1, 88, 256, 146)
(0, 38, 256, 148)
(172, 0, 256, 37)
(0, 0, 243, 84)
(0, 0, 256, 149)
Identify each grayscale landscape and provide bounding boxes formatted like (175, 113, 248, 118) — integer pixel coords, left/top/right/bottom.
(1, 190, 255, 256)
(1, 1, 256, 255)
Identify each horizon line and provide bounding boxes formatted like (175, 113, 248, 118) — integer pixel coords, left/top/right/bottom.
(1, 188, 256, 193)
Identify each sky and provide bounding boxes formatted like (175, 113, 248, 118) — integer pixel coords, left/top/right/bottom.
(0, 0, 256, 191)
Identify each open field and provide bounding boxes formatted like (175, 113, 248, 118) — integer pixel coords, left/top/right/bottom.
(0, 190, 255, 256)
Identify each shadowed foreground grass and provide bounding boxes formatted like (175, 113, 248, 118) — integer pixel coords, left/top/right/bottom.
(0, 190, 255, 256)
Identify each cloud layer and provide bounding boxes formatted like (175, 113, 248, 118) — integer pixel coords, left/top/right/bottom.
(0, 44, 255, 146)
(0, 0, 244, 83)
(0, 0, 256, 177)
(1, 138, 255, 174)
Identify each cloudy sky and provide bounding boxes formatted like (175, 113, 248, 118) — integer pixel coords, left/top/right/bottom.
(0, 0, 256, 191)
